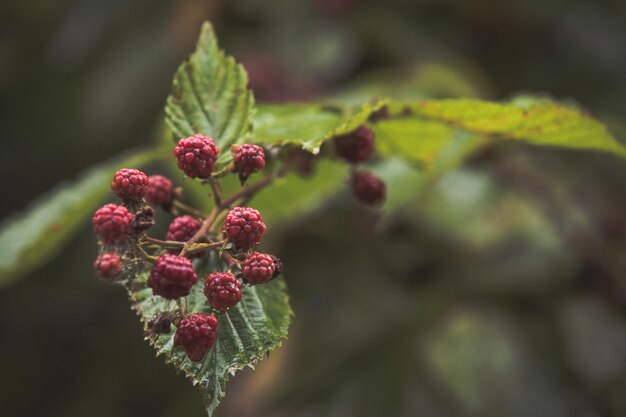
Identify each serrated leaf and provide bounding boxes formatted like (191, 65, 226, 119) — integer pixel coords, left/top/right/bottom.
(398, 97, 626, 157)
(129, 256, 291, 416)
(164, 21, 255, 164)
(153, 22, 291, 416)
(249, 99, 388, 154)
(0, 149, 160, 288)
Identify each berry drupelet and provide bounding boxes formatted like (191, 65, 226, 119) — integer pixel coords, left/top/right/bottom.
(223, 207, 267, 251)
(204, 272, 242, 312)
(352, 171, 386, 206)
(333, 125, 375, 163)
(92, 203, 134, 245)
(166, 215, 201, 244)
(146, 175, 174, 208)
(93, 253, 122, 279)
(242, 252, 280, 285)
(148, 254, 198, 299)
(111, 168, 149, 200)
(232, 144, 265, 182)
(174, 134, 219, 178)
(175, 313, 218, 362)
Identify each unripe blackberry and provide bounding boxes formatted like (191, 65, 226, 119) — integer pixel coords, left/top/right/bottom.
(271, 255, 283, 279)
(175, 313, 218, 362)
(204, 272, 242, 312)
(111, 168, 149, 200)
(93, 253, 122, 279)
(333, 125, 375, 163)
(146, 175, 174, 208)
(132, 205, 155, 233)
(92, 204, 133, 245)
(232, 144, 265, 181)
(147, 312, 174, 336)
(166, 215, 203, 256)
(352, 171, 386, 206)
(242, 252, 278, 285)
(148, 254, 198, 299)
(166, 215, 201, 244)
(223, 207, 266, 251)
(174, 134, 219, 178)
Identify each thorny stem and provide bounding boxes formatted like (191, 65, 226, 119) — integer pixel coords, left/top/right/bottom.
(187, 172, 278, 245)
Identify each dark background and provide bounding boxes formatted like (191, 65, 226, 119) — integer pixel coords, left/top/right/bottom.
(1, 0, 626, 416)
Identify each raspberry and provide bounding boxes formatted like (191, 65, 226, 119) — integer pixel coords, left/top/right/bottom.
(146, 175, 174, 208)
(352, 171, 386, 206)
(232, 144, 265, 181)
(204, 272, 242, 311)
(223, 207, 266, 251)
(111, 168, 149, 200)
(148, 254, 198, 299)
(165, 215, 203, 256)
(174, 134, 219, 178)
(333, 125, 375, 163)
(166, 215, 201, 243)
(242, 252, 278, 285)
(93, 253, 122, 279)
(92, 204, 134, 245)
(174, 313, 218, 362)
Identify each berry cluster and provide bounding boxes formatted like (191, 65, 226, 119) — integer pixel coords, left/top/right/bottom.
(332, 125, 386, 207)
(92, 133, 283, 362)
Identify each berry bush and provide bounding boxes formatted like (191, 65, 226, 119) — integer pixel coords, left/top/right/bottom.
(2, 20, 626, 417)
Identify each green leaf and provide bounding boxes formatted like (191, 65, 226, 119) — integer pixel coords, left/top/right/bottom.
(249, 99, 388, 154)
(371, 118, 488, 171)
(129, 257, 292, 416)
(399, 97, 626, 157)
(249, 159, 349, 225)
(164, 22, 255, 163)
(0, 149, 161, 289)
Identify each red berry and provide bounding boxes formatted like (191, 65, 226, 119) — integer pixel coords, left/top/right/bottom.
(166, 215, 201, 243)
(333, 125, 375, 163)
(223, 207, 266, 251)
(146, 175, 174, 208)
(175, 313, 218, 362)
(92, 204, 134, 245)
(111, 168, 149, 200)
(352, 171, 386, 206)
(174, 134, 219, 178)
(148, 254, 198, 299)
(204, 272, 242, 311)
(242, 252, 278, 285)
(233, 144, 265, 181)
(166, 215, 203, 256)
(93, 253, 122, 279)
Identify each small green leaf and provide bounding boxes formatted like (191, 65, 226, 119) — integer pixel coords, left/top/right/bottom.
(164, 22, 255, 163)
(249, 99, 388, 153)
(130, 256, 292, 416)
(0, 149, 161, 288)
(400, 97, 626, 157)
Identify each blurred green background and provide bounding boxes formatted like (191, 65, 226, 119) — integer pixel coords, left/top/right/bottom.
(2, 0, 626, 416)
